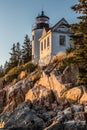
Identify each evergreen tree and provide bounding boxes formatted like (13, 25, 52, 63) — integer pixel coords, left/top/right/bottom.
(9, 42, 21, 68)
(71, 0, 87, 86)
(15, 42, 22, 66)
(4, 61, 9, 74)
(0, 65, 4, 77)
(22, 35, 32, 64)
(9, 43, 17, 68)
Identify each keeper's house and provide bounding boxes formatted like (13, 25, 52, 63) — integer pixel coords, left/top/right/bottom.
(32, 11, 72, 66)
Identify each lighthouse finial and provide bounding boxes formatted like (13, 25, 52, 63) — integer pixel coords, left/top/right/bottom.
(41, 10, 44, 16)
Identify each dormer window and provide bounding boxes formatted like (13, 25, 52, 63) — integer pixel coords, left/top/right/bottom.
(41, 42, 43, 51)
(59, 35, 66, 45)
(44, 39, 46, 49)
(47, 37, 50, 47)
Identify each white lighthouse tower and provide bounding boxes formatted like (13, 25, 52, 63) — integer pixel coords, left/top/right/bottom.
(32, 11, 50, 64)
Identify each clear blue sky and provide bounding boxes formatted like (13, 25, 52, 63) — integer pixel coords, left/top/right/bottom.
(0, 0, 79, 66)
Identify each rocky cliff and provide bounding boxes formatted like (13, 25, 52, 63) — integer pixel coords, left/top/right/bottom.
(0, 61, 87, 130)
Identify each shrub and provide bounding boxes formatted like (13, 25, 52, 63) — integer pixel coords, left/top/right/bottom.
(66, 44, 75, 54)
(4, 61, 37, 84)
(22, 62, 37, 73)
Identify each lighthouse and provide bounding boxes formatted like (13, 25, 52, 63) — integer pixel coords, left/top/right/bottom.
(32, 11, 50, 64)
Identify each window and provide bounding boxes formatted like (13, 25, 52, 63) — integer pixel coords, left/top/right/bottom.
(44, 39, 46, 49)
(32, 35, 34, 40)
(41, 42, 43, 51)
(47, 37, 49, 47)
(59, 35, 66, 45)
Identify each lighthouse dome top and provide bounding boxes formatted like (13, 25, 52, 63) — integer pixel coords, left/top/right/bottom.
(36, 11, 49, 19)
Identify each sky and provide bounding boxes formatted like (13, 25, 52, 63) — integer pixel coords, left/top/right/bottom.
(0, 0, 79, 66)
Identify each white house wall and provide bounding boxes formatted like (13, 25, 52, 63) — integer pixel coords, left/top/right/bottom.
(39, 32, 52, 65)
(32, 29, 42, 63)
(52, 32, 70, 57)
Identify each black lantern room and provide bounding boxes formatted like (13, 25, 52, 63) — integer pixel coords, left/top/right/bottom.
(35, 11, 50, 29)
